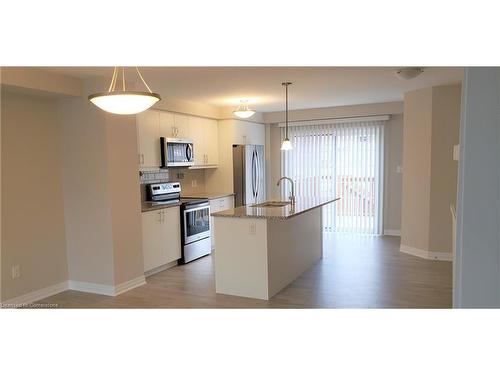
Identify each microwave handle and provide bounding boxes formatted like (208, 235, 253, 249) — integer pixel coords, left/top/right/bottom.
(160, 137, 166, 168)
(186, 143, 193, 161)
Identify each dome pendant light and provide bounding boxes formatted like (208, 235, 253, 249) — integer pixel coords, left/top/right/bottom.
(233, 100, 256, 119)
(281, 82, 293, 151)
(88, 67, 161, 115)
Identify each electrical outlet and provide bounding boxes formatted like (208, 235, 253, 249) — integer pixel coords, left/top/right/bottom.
(396, 165, 403, 174)
(249, 222, 256, 235)
(11, 265, 21, 279)
(192, 179, 197, 187)
(177, 172, 185, 179)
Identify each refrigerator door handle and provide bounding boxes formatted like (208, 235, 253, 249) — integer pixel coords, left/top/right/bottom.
(251, 149, 256, 199)
(255, 148, 260, 199)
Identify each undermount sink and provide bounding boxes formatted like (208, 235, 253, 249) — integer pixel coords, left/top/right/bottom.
(251, 201, 291, 208)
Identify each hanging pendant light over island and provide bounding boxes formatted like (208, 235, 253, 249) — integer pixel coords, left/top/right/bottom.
(88, 67, 161, 115)
(281, 82, 293, 151)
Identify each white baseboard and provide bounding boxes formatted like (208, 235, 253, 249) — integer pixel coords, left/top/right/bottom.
(1, 275, 146, 308)
(1, 281, 68, 307)
(428, 251, 453, 261)
(400, 245, 452, 261)
(384, 229, 401, 236)
(68, 280, 116, 296)
(115, 275, 146, 296)
(144, 260, 178, 277)
(69, 276, 146, 297)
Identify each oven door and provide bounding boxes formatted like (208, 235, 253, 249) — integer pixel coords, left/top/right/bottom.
(183, 203, 210, 244)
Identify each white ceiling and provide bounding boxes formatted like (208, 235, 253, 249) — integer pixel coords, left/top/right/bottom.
(43, 67, 463, 112)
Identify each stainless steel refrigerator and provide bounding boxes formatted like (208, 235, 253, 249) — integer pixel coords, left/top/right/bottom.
(233, 144, 266, 206)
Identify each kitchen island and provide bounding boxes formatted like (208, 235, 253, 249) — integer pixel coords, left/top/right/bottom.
(212, 196, 340, 300)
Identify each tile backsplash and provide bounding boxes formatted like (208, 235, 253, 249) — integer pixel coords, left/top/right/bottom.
(139, 168, 169, 184)
(139, 167, 206, 202)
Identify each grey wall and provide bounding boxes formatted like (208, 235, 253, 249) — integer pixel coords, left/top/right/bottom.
(383, 114, 404, 233)
(454, 67, 500, 307)
(1, 90, 69, 300)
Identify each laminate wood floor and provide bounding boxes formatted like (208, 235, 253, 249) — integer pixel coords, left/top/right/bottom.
(36, 234, 452, 308)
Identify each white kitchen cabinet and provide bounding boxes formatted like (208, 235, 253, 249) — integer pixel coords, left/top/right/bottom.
(159, 111, 175, 138)
(138, 109, 218, 169)
(142, 206, 181, 274)
(189, 116, 207, 166)
(137, 110, 161, 168)
(174, 114, 190, 139)
(204, 118, 219, 165)
(209, 195, 234, 249)
(233, 119, 265, 145)
(159, 112, 190, 139)
(189, 116, 218, 167)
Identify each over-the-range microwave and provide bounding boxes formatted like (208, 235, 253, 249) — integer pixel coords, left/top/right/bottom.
(160, 137, 194, 167)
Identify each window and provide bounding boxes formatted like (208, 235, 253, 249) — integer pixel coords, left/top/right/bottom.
(281, 119, 384, 234)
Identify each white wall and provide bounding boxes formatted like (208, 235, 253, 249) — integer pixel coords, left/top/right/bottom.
(58, 79, 144, 288)
(400, 85, 461, 258)
(58, 95, 115, 286)
(1, 90, 69, 301)
(454, 68, 500, 307)
(263, 101, 404, 124)
(383, 114, 404, 233)
(400, 88, 434, 251)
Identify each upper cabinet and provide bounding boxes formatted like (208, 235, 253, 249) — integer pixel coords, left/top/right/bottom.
(159, 112, 190, 139)
(174, 114, 190, 139)
(137, 110, 218, 170)
(159, 111, 175, 138)
(203, 118, 219, 166)
(137, 110, 161, 168)
(189, 116, 218, 167)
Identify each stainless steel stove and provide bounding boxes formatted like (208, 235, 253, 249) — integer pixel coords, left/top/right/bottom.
(145, 182, 211, 264)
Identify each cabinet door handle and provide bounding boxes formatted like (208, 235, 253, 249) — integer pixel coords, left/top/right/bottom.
(158, 211, 162, 222)
(141, 154, 144, 165)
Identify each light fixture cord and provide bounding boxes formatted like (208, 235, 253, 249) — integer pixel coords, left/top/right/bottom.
(122, 67, 126, 91)
(285, 83, 289, 139)
(136, 67, 153, 93)
(108, 67, 118, 92)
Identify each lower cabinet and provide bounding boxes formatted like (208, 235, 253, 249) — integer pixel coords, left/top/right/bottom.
(209, 196, 234, 250)
(142, 206, 181, 274)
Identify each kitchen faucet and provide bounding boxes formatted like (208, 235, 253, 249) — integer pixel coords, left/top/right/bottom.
(277, 176, 296, 205)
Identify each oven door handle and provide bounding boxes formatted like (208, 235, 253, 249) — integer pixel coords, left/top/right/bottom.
(183, 203, 210, 212)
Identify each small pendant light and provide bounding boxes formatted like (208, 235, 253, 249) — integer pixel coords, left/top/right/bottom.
(281, 82, 293, 151)
(88, 67, 161, 115)
(233, 100, 256, 119)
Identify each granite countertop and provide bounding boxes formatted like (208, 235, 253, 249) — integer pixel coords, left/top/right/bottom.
(211, 196, 340, 220)
(181, 192, 235, 200)
(141, 201, 181, 213)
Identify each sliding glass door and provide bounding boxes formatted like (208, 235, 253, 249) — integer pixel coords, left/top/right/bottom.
(281, 120, 384, 234)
